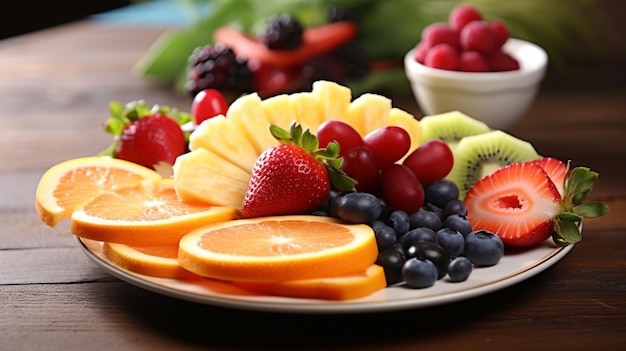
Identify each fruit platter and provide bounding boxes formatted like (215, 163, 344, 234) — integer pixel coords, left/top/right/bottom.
(35, 79, 605, 313)
(33, 4, 608, 314)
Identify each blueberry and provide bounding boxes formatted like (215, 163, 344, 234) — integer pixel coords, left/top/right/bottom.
(424, 179, 460, 208)
(443, 199, 467, 218)
(374, 225, 397, 252)
(369, 220, 387, 232)
(388, 210, 410, 236)
(422, 202, 444, 220)
(405, 241, 449, 279)
(335, 192, 382, 223)
(464, 230, 505, 267)
(443, 214, 473, 236)
(402, 258, 438, 288)
(409, 208, 442, 231)
(376, 249, 406, 286)
(436, 228, 465, 258)
(447, 256, 473, 282)
(401, 227, 438, 249)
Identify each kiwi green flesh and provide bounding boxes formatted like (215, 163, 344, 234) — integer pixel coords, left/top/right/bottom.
(447, 130, 541, 199)
(420, 111, 491, 150)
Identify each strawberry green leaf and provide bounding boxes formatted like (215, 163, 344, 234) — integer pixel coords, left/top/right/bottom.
(559, 212, 582, 222)
(327, 166, 357, 192)
(573, 201, 609, 218)
(553, 219, 582, 246)
(269, 124, 291, 142)
(565, 166, 599, 205)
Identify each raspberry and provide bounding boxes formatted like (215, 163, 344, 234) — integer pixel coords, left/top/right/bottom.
(459, 21, 497, 55)
(414, 42, 429, 64)
(260, 13, 304, 50)
(424, 43, 459, 71)
(459, 51, 489, 72)
(489, 50, 520, 71)
(489, 19, 510, 48)
(449, 4, 482, 32)
(421, 22, 460, 50)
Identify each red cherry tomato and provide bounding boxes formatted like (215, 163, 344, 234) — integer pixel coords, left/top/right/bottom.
(403, 139, 454, 184)
(191, 89, 229, 124)
(380, 164, 425, 214)
(363, 126, 411, 168)
(317, 120, 364, 156)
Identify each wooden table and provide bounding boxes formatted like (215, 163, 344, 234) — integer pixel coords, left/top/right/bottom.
(1, 19, 625, 351)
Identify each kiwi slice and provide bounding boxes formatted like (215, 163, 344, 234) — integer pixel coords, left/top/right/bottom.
(447, 130, 541, 199)
(420, 111, 491, 150)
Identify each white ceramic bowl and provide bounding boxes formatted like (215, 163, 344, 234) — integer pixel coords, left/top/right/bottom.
(404, 38, 548, 130)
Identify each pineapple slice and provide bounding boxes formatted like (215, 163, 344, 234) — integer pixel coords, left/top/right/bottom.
(262, 94, 297, 130)
(227, 93, 278, 154)
(388, 107, 422, 162)
(345, 93, 391, 136)
(289, 92, 324, 133)
(312, 80, 351, 122)
(173, 148, 250, 209)
(188, 115, 258, 173)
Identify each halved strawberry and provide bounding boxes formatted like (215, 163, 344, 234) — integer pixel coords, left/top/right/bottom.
(214, 21, 357, 69)
(464, 162, 562, 247)
(465, 160, 608, 248)
(529, 157, 568, 197)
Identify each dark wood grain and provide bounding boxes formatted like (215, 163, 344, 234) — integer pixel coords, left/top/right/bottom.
(1, 18, 625, 351)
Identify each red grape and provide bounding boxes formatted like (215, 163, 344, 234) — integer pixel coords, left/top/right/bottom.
(191, 89, 229, 124)
(459, 21, 497, 55)
(403, 139, 454, 184)
(363, 126, 411, 168)
(380, 164, 425, 214)
(317, 120, 364, 156)
(340, 146, 380, 193)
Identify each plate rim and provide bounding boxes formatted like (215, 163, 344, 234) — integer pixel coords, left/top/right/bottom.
(76, 237, 573, 314)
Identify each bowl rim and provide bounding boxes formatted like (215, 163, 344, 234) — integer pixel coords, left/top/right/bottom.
(404, 38, 548, 82)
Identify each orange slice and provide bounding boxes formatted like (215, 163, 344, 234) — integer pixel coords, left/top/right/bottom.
(36, 156, 162, 227)
(102, 242, 201, 279)
(178, 215, 378, 282)
(70, 179, 237, 246)
(233, 264, 386, 300)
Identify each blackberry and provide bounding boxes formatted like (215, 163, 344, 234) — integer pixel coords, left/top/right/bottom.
(333, 41, 369, 79)
(260, 14, 304, 50)
(185, 43, 253, 97)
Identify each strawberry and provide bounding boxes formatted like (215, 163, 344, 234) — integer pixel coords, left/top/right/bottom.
(241, 122, 356, 218)
(101, 100, 192, 170)
(464, 160, 608, 248)
(529, 157, 568, 196)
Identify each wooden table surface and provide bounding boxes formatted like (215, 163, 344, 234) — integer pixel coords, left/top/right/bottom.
(1, 19, 625, 351)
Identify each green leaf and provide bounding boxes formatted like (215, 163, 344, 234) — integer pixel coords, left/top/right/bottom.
(300, 128, 319, 152)
(554, 219, 582, 245)
(269, 124, 292, 142)
(559, 212, 582, 222)
(327, 166, 357, 191)
(574, 202, 609, 218)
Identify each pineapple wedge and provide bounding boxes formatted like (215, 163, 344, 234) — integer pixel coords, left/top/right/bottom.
(345, 93, 391, 136)
(289, 92, 324, 133)
(173, 148, 250, 209)
(389, 107, 422, 162)
(262, 94, 297, 130)
(188, 115, 259, 173)
(227, 93, 278, 154)
(312, 80, 351, 122)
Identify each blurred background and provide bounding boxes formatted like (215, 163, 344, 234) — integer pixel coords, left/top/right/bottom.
(2, 0, 625, 95)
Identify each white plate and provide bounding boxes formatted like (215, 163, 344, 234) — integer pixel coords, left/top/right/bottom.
(78, 237, 573, 314)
